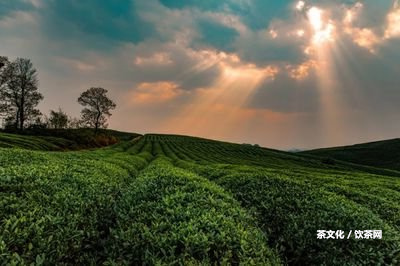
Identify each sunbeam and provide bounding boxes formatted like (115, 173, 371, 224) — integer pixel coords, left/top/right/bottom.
(160, 58, 277, 139)
(304, 5, 348, 145)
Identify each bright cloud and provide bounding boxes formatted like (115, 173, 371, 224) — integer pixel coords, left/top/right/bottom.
(296, 1, 305, 11)
(307, 7, 336, 45)
(385, 7, 400, 38)
(134, 53, 173, 66)
(130, 82, 182, 104)
(288, 60, 318, 80)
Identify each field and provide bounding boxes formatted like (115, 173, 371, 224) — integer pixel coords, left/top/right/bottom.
(302, 138, 400, 171)
(0, 129, 140, 151)
(0, 134, 399, 265)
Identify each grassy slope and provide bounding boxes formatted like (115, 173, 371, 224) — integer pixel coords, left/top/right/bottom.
(0, 129, 141, 151)
(150, 134, 400, 264)
(0, 133, 399, 264)
(0, 132, 74, 150)
(0, 138, 279, 265)
(301, 138, 400, 171)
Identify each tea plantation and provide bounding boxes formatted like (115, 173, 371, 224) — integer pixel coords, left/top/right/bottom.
(302, 138, 400, 171)
(0, 134, 399, 265)
(0, 129, 140, 150)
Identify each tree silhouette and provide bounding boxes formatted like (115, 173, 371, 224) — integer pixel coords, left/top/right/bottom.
(0, 58, 43, 130)
(78, 87, 116, 133)
(49, 108, 69, 129)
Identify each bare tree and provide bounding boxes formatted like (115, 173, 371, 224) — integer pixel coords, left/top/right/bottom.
(0, 57, 10, 120)
(0, 58, 43, 130)
(78, 87, 116, 133)
(49, 108, 69, 129)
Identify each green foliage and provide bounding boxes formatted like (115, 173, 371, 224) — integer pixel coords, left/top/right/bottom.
(78, 87, 116, 132)
(0, 58, 43, 130)
(156, 135, 400, 265)
(0, 129, 140, 150)
(0, 145, 145, 264)
(0, 132, 74, 150)
(0, 134, 399, 265)
(106, 158, 278, 265)
(302, 138, 400, 171)
(48, 108, 69, 129)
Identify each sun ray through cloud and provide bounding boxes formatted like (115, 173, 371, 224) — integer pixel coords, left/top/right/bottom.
(301, 4, 349, 145)
(160, 57, 278, 138)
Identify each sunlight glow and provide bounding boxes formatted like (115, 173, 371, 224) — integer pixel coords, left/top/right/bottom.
(342, 2, 380, 53)
(297, 29, 305, 37)
(269, 29, 278, 39)
(296, 1, 305, 11)
(307, 7, 335, 45)
(385, 8, 400, 38)
(302, 6, 347, 145)
(344, 10, 354, 25)
(344, 2, 363, 25)
(308, 7, 323, 31)
(288, 60, 317, 80)
(161, 52, 279, 139)
(313, 23, 335, 44)
(135, 53, 172, 65)
(352, 28, 380, 53)
(130, 82, 181, 104)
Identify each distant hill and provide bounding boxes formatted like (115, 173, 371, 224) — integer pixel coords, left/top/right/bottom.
(0, 128, 140, 151)
(301, 138, 400, 171)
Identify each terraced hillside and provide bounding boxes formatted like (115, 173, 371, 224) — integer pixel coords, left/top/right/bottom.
(1, 134, 399, 265)
(0, 129, 140, 150)
(302, 138, 400, 171)
(0, 132, 75, 150)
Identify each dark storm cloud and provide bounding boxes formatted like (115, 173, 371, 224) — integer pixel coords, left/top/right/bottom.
(159, 0, 291, 30)
(195, 20, 239, 52)
(235, 32, 307, 66)
(158, 0, 222, 11)
(248, 71, 320, 113)
(230, 0, 291, 30)
(178, 65, 220, 90)
(0, 0, 34, 18)
(39, 0, 156, 49)
(248, 34, 400, 114)
(338, 39, 400, 110)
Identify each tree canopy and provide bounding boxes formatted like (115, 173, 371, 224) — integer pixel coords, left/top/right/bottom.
(0, 58, 43, 130)
(78, 87, 116, 133)
(49, 108, 69, 129)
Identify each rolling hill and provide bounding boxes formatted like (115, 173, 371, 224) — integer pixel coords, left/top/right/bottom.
(0, 133, 399, 265)
(301, 138, 400, 171)
(0, 129, 140, 150)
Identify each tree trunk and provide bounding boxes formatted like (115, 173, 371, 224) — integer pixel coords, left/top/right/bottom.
(95, 111, 101, 135)
(19, 108, 24, 130)
(20, 86, 25, 131)
(15, 109, 19, 130)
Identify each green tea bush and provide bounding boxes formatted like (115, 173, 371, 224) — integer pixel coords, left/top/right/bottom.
(157, 135, 400, 265)
(106, 157, 280, 265)
(0, 146, 146, 264)
(217, 173, 400, 265)
(1, 134, 400, 265)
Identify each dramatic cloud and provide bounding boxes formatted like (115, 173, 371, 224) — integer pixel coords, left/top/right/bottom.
(1, 0, 400, 149)
(34, 0, 157, 54)
(0, 0, 34, 19)
(129, 82, 184, 104)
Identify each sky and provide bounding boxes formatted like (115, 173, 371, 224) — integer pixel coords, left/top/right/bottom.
(1, 0, 400, 149)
